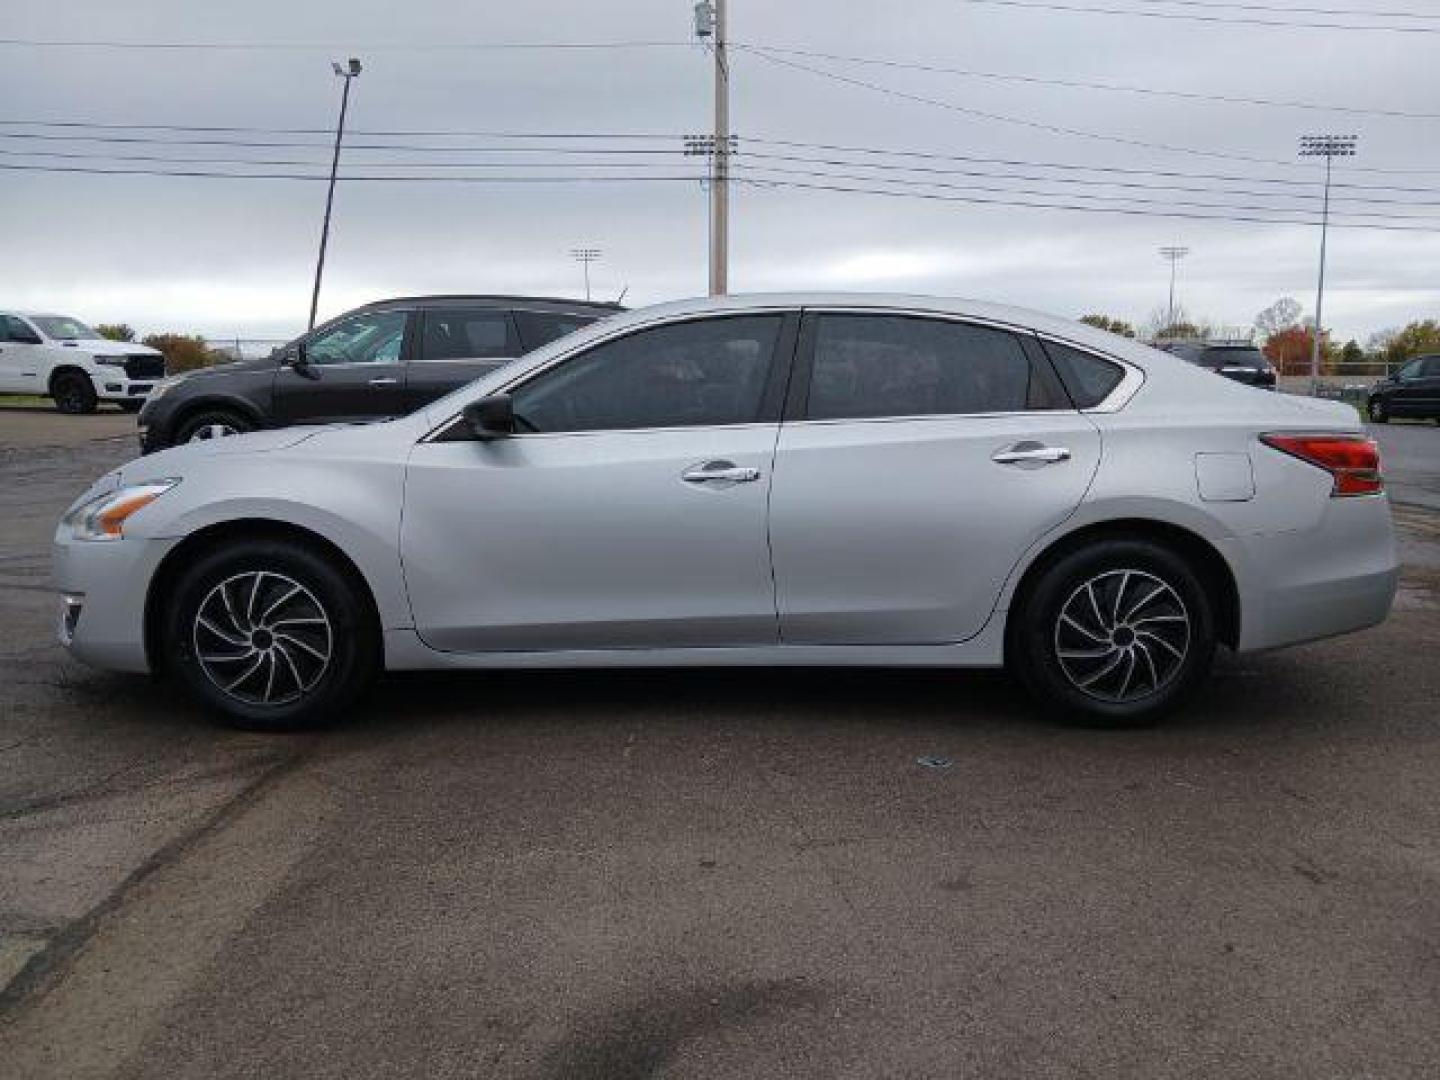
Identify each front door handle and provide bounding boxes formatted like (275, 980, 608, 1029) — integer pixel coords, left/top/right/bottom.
(368, 376, 399, 387)
(682, 460, 762, 484)
(992, 442, 1071, 466)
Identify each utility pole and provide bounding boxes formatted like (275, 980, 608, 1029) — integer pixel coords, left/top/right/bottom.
(308, 57, 362, 331)
(1158, 246, 1189, 332)
(693, 0, 729, 295)
(570, 248, 602, 301)
(1299, 135, 1357, 396)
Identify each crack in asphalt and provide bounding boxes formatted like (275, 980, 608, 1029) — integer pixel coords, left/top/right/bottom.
(0, 746, 313, 1015)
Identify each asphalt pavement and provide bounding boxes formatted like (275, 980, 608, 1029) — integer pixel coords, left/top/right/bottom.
(1, 414, 1438, 1079)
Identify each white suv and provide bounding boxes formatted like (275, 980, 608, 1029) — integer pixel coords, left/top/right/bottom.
(0, 311, 166, 414)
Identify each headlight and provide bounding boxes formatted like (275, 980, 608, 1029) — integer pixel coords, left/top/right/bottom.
(62, 479, 180, 541)
(93, 355, 128, 367)
(145, 375, 184, 402)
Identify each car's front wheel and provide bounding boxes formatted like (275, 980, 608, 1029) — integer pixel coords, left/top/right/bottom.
(1010, 538, 1216, 727)
(51, 372, 98, 415)
(175, 408, 253, 445)
(163, 539, 378, 729)
(1368, 397, 1389, 423)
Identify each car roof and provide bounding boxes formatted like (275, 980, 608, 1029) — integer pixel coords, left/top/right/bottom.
(357, 295, 624, 314)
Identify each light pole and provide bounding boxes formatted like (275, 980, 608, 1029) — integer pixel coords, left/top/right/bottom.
(693, 0, 730, 295)
(570, 248, 602, 301)
(1158, 246, 1189, 333)
(308, 57, 362, 331)
(1299, 135, 1357, 395)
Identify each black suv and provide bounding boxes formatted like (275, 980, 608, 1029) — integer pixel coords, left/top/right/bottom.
(137, 295, 620, 452)
(1161, 342, 1277, 389)
(1367, 354, 1440, 423)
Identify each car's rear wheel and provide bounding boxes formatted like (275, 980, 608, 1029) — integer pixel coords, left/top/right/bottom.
(175, 408, 252, 444)
(1010, 538, 1216, 727)
(51, 372, 98, 415)
(1368, 397, 1389, 424)
(163, 539, 378, 729)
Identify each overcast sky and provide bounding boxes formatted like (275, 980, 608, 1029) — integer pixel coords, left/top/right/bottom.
(2, 0, 1437, 343)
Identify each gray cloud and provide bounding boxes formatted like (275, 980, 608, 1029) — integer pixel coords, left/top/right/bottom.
(1, 0, 1436, 342)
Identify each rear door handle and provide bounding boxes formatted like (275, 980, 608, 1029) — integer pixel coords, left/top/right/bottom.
(992, 442, 1071, 466)
(368, 376, 399, 387)
(682, 460, 762, 484)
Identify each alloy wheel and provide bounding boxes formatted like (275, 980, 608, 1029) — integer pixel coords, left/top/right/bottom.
(188, 423, 239, 442)
(1052, 569, 1191, 704)
(192, 571, 334, 706)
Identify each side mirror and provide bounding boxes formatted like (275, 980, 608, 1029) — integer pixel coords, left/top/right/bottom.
(463, 393, 516, 440)
(286, 342, 320, 380)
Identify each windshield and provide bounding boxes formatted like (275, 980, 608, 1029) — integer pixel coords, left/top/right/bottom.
(30, 316, 99, 341)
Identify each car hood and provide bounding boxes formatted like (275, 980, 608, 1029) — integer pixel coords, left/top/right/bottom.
(64, 339, 164, 356)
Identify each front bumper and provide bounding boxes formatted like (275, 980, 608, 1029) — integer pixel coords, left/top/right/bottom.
(90, 371, 154, 403)
(52, 531, 178, 673)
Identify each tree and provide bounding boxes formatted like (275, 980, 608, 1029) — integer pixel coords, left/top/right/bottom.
(1263, 325, 1339, 375)
(1372, 319, 1440, 366)
(1340, 339, 1364, 366)
(1254, 297, 1302, 339)
(95, 323, 135, 342)
(141, 333, 224, 374)
(1079, 314, 1137, 338)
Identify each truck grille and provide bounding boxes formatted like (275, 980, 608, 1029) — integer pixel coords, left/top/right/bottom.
(123, 354, 165, 379)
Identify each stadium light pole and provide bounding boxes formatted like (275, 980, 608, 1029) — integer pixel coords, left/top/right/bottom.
(1158, 246, 1189, 332)
(1299, 135, 1357, 396)
(570, 248, 602, 301)
(308, 57, 362, 331)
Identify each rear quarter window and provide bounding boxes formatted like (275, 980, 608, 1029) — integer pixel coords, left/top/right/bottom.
(514, 311, 600, 352)
(1040, 341, 1126, 408)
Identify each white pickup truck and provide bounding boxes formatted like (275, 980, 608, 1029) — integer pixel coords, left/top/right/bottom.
(0, 311, 166, 413)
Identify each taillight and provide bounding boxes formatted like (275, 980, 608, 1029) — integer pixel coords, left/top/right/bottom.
(1260, 433, 1383, 497)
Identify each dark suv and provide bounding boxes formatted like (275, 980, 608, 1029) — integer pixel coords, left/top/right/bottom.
(137, 295, 620, 452)
(1367, 354, 1440, 423)
(1162, 342, 1277, 389)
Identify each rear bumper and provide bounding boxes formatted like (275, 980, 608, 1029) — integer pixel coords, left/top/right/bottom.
(1225, 494, 1399, 652)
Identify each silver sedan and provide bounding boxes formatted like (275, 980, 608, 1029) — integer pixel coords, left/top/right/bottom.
(53, 294, 1397, 728)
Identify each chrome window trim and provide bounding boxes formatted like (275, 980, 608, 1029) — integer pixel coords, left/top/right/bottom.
(411, 354, 517, 365)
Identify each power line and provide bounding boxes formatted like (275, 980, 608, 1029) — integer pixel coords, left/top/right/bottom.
(731, 174, 1440, 233)
(4, 158, 1436, 230)
(12, 141, 1440, 207)
(740, 45, 1311, 169)
(0, 37, 692, 52)
(5, 123, 1439, 191)
(736, 163, 1440, 223)
(739, 49, 1440, 176)
(960, 0, 1440, 33)
(1058, 0, 1440, 20)
(737, 44, 1440, 120)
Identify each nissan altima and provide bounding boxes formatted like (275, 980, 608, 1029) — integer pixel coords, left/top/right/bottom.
(53, 294, 1398, 729)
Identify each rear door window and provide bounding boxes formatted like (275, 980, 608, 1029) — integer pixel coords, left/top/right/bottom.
(420, 309, 516, 362)
(802, 314, 1050, 420)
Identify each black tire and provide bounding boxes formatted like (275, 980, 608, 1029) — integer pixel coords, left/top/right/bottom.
(174, 408, 253, 445)
(1368, 397, 1388, 424)
(117, 400, 144, 413)
(51, 372, 98, 415)
(162, 539, 379, 730)
(1009, 538, 1216, 728)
